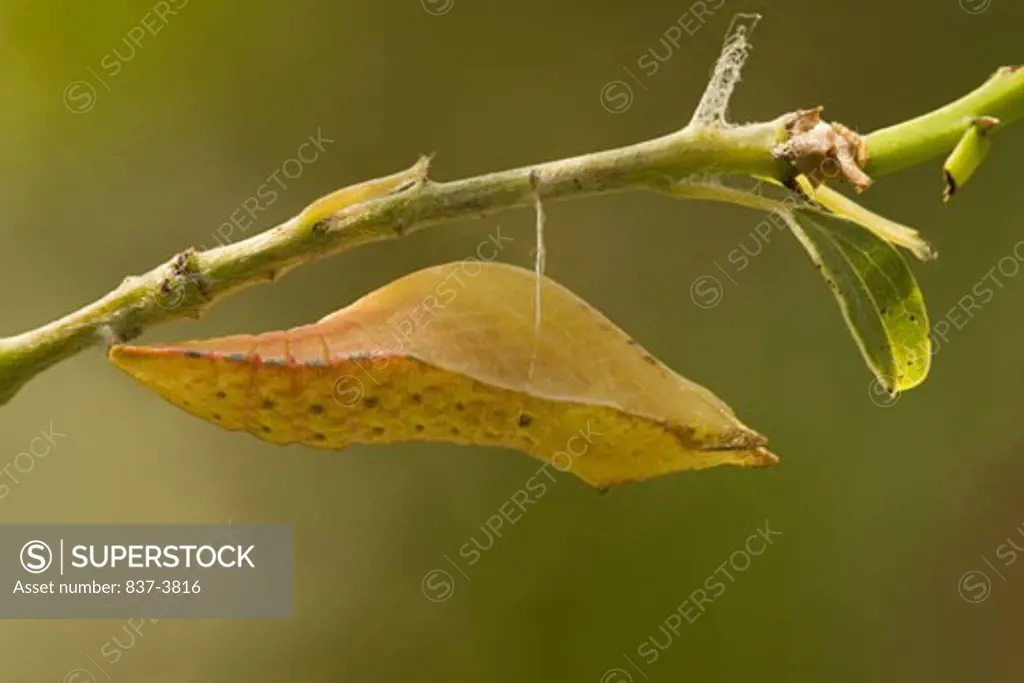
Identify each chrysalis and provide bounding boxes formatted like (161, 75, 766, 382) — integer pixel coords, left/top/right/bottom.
(110, 261, 776, 487)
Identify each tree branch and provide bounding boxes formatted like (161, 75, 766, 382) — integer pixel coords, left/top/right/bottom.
(864, 65, 1023, 177)
(1, 65, 1021, 407)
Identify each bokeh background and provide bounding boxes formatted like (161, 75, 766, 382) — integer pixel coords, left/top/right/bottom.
(2, 0, 1023, 680)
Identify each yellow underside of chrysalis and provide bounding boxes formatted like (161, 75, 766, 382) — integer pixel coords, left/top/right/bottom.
(108, 347, 775, 487)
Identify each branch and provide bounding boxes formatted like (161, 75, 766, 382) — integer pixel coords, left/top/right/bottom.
(864, 65, 1023, 177)
(1, 65, 1021, 407)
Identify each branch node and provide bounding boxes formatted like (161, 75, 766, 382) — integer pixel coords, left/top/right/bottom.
(171, 249, 207, 288)
(773, 108, 873, 192)
(155, 248, 212, 313)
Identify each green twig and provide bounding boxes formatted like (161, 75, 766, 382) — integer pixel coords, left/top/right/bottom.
(863, 65, 1023, 177)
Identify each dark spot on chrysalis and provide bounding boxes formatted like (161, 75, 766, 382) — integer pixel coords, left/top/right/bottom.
(484, 431, 499, 439)
(216, 391, 227, 399)
(314, 433, 327, 441)
(455, 402, 465, 411)
(310, 404, 325, 415)
(414, 424, 425, 432)
(212, 413, 222, 421)
(185, 351, 202, 359)
(641, 354, 657, 365)
(183, 400, 191, 407)
(364, 397, 379, 408)
(449, 427, 460, 436)
(411, 393, 422, 403)
(372, 426, 385, 436)
(626, 338, 638, 346)
(909, 315, 916, 322)
(518, 413, 533, 427)
(262, 398, 276, 410)
(262, 425, 272, 434)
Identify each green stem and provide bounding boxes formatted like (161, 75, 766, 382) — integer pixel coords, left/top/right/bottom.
(864, 66, 1024, 177)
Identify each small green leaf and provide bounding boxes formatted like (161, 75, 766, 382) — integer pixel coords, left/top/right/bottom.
(796, 181, 936, 262)
(753, 175, 936, 261)
(783, 210, 931, 394)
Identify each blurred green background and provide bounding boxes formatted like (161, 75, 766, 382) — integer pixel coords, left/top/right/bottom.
(2, 0, 1023, 680)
